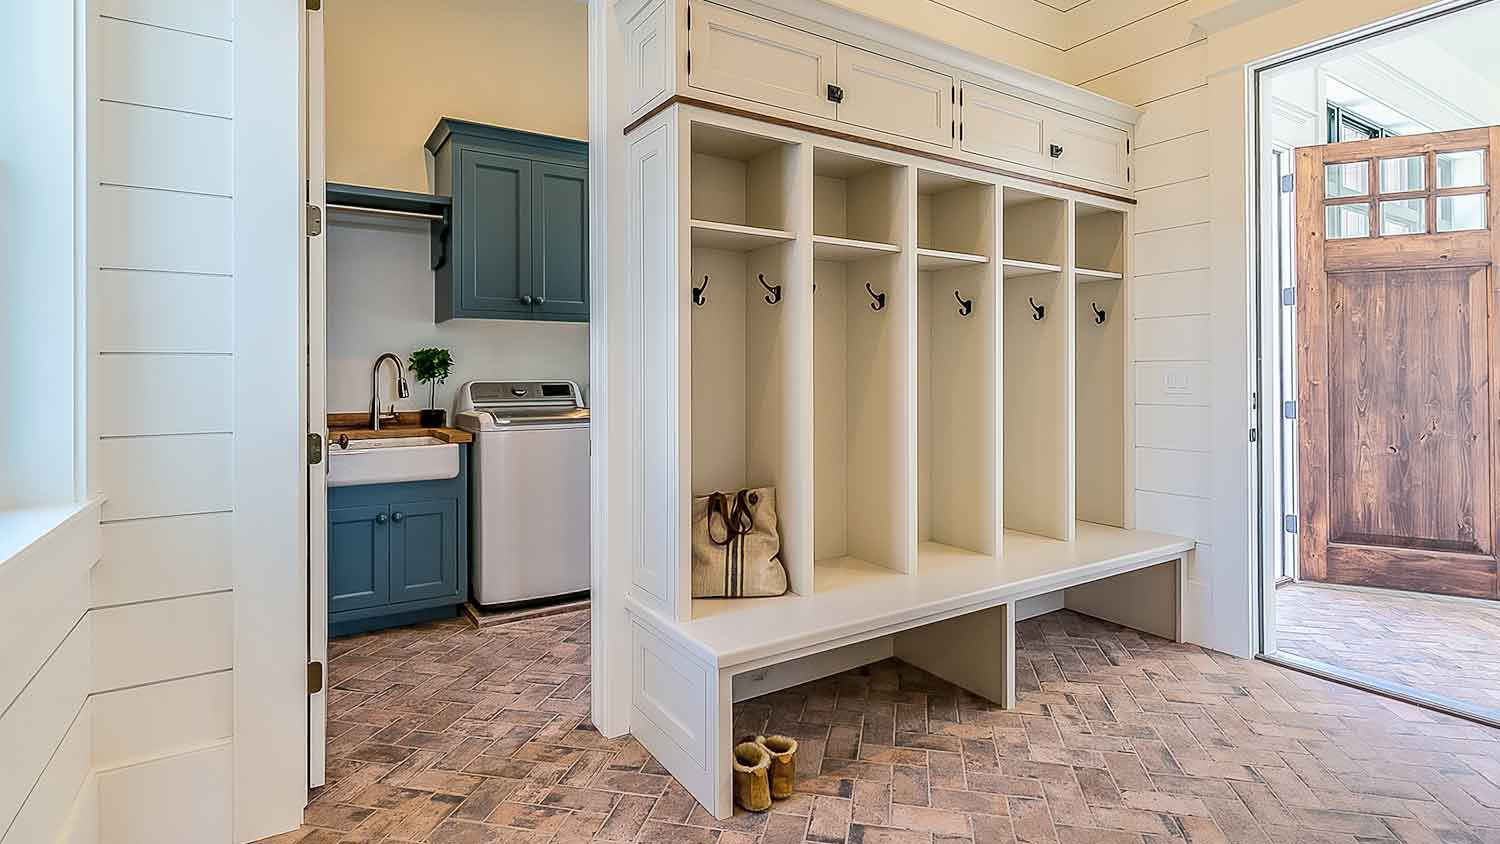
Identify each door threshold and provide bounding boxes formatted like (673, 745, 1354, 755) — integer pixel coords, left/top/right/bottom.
(1259, 651, 1500, 729)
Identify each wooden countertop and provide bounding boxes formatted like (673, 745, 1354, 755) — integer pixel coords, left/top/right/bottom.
(328, 412, 473, 444)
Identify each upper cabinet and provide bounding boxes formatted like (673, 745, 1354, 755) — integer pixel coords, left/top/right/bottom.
(688, 1, 837, 119)
(428, 119, 589, 322)
(960, 83, 1130, 188)
(656, 0, 1136, 192)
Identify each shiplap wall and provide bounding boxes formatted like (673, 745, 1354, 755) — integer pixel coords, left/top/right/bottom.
(86, 0, 238, 841)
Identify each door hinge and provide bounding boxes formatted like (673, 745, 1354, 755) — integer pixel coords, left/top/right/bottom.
(1280, 173, 1295, 193)
(306, 204, 322, 237)
(1283, 514, 1299, 534)
(308, 432, 323, 466)
(951, 85, 955, 104)
(1249, 427, 1258, 442)
(1251, 390, 1259, 411)
(1126, 137, 1131, 154)
(960, 123, 964, 142)
(686, 49, 691, 76)
(686, 2, 691, 29)
(308, 661, 324, 694)
(306, 0, 320, 10)
(1282, 400, 1298, 419)
(1281, 287, 1296, 306)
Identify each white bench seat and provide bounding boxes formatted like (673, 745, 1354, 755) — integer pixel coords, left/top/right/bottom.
(625, 522, 1193, 819)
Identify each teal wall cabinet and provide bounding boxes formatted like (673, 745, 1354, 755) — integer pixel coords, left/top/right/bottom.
(428, 119, 588, 322)
(328, 448, 469, 636)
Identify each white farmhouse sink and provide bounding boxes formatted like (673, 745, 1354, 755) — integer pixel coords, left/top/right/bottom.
(327, 436, 460, 487)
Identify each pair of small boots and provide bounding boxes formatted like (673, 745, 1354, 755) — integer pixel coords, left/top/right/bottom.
(732, 735, 798, 812)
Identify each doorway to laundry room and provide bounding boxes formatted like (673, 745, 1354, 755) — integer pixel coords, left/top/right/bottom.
(1256, 0, 1500, 723)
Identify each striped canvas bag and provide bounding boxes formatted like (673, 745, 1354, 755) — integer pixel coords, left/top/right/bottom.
(691, 487, 788, 598)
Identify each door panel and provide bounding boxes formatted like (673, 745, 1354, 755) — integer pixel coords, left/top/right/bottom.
(533, 162, 589, 318)
(388, 497, 459, 603)
(688, 1, 838, 119)
(1048, 113, 1129, 187)
(1296, 126, 1500, 599)
(328, 504, 390, 613)
(834, 45, 953, 147)
(959, 82, 1050, 171)
(461, 149, 533, 315)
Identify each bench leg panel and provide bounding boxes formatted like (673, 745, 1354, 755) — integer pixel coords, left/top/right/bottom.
(1063, 558, 1182, 641)
(893, 602, 1015, 708)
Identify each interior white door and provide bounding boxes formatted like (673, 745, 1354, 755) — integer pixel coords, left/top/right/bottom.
(688, 1, 837, 119)
(834, 45, 953, 147)
(305, 2, 329, 790)
(959, 82, 1052, 171)
(1047, 113, 1129, 187)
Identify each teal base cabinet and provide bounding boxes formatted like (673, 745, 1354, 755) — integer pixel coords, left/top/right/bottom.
(426, 118, 588, 323)
(328, 448, 469, 636)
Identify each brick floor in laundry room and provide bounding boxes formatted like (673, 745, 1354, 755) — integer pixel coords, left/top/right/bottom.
(259, 606, 1500, 844)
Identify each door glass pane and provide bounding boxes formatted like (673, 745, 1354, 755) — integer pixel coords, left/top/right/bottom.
(1379, 198, 1426, 235)
(1379, 156, 1424, 193)
(1437, 149, 1486, 188)
(1437, 193, 1487, 232)
(1325, 162, 1369, 198)
(1326, 203, 1370, 239)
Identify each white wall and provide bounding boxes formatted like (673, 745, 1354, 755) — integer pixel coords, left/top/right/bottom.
(326, 220, 590, 413)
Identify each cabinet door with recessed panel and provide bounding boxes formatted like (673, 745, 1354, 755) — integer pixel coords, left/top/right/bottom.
(959, 81, 1051, 171)
(688, 1, 838, 119)
(835, 45, 954, 147)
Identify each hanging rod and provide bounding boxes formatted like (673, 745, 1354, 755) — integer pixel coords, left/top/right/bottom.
(326, 203, 446, 222)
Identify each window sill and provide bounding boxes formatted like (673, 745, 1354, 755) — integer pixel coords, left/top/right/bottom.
(0, 498, 102, 569)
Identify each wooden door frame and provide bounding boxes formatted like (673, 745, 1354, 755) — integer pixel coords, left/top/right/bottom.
(1295, 127, 1500, 599)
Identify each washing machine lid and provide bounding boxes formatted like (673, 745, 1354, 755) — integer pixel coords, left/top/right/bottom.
(455, 380, 589, 430)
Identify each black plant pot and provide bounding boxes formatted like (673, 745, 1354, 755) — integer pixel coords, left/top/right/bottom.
(418, 408, 447, 428)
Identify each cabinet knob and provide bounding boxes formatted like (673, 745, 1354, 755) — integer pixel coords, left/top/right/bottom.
(375, 513, 388, 524)
(522, 294, 535, 306)
(534, 296, 545, 306)
(1049, 144, 1064, 159)
(392, 512, 404, 523)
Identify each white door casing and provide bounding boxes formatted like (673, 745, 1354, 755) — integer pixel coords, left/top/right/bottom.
(305, 1, 329, 790)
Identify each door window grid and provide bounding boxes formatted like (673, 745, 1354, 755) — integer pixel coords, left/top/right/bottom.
(1323, 149, 1488, 240)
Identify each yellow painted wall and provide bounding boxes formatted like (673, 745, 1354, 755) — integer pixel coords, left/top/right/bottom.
(325, 0, 587, 193)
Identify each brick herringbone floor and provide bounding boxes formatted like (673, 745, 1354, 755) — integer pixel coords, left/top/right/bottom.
(1276, 581, 1500, 712)
(261, 607, 1500, 844)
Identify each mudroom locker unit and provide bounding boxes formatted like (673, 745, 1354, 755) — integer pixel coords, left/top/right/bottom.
(611, 0, 1190, 818)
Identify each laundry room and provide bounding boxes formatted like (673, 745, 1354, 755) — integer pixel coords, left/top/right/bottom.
(317, 0, 592, 636)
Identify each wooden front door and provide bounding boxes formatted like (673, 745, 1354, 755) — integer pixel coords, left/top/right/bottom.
(1297, 128, 1500, 599)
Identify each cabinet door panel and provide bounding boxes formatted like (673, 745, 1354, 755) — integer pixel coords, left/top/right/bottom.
(689, 1, 837, 119)
(959, 82, 1050, 171)
(836, 46, 953, 147)
(1048, 113, 1129, 187)
(533, 162, 589, 319)
(389, 498, 459, 604)
(329, 505, 389, 613)
(461, 150, 533, 314)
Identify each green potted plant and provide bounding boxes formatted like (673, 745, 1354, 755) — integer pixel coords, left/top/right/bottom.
(408, 347, 456, 428)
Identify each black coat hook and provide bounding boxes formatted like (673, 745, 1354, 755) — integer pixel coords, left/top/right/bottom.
(758, 273, 783, 305)
(1028, 296, 1045, 320)
(865, 281, 887, 311)
(1091, 302, 1106, 324)
(954, 289, 973, 317)
(692, 274, 709, 306)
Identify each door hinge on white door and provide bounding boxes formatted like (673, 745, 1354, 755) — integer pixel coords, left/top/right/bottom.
(1283, 514, 1299, 534)
(306, 0, 320, 10)
(1282, 287, 1296, 305)
(1280, 173, 1294, 193)
(308, 661, 324, 694)
(1283, 400, 1297, 419)
(306, 204, 323, 237)
(308, 432, 323, 465)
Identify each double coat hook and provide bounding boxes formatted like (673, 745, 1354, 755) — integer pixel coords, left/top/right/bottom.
(865, 282, 887, 311)
(954, 290, 973, 317)
(1028, 296, 1046, 320)
(692, 274, 710, 307)
(759, 273, 783, 305)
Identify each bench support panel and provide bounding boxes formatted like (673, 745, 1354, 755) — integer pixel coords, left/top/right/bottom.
(893, 602, 1015, 708)
(1063, 558, 1184, 641)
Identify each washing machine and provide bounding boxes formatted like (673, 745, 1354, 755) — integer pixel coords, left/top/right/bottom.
(455, 380, 590, 607)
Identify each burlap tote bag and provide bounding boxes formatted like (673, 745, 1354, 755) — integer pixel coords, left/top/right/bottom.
(691, 487, 788, 598)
